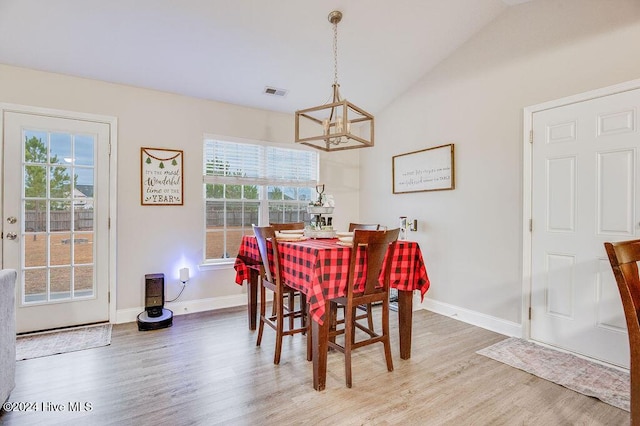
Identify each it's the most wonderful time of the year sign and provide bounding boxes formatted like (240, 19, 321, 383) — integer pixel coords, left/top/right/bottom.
(141, 147, 183, 205)
(392, 143, 455, 194)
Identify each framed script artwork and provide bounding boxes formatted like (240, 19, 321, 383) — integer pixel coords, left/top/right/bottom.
(392, 143, 455, 194)
(141, 147, 184, 205)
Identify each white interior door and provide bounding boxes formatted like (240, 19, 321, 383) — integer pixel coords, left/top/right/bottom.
(3, 111, 110, 333)
(530, 88, 640, 368)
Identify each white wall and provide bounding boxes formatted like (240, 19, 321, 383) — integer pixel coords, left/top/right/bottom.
(360, 0, 640, 326)
(5, 0, 639, 329)
(0, 64, 360, 321)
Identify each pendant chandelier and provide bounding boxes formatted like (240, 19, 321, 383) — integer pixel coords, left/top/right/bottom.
(295, 10, 374, 152)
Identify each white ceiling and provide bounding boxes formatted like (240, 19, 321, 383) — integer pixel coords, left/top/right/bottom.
(0, 0, 532, 115)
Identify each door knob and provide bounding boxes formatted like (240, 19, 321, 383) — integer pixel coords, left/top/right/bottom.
(5, 232, 17, 240)
(6, 216, 17, 224)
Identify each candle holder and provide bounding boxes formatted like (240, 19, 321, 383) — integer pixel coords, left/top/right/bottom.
(315, 184, 325, 206)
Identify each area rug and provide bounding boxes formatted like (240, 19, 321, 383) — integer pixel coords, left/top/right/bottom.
(16, 323, 112, 361)
(477, 337, 630, 411)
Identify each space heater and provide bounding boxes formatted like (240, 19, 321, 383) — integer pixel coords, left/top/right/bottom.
(137, 273, 173, 331)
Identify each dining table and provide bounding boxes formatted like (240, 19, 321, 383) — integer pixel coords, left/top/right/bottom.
(234, 234, 430, 391)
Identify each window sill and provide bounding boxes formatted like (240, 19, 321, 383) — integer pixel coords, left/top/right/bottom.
(198, 260, 236, 271)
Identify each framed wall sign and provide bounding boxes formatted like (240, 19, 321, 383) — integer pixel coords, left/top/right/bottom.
(141, 147, 184, 205)
(392, 143, 455, 194)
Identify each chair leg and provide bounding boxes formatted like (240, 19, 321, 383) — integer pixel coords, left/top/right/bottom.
(382, 300, 393, 372)
(350, 304, 373, 344)
(300, 294, 307, 332)
(274, 291, 284, 365)
(329, 303, 338, 345)
(256, 283, 266, 347)
(366, 303, 374, 332)
(344, 304, 354, 388)
(351, 306, 358, 344)
(306, 305, 312, 362)
(288, 290, 295, 330)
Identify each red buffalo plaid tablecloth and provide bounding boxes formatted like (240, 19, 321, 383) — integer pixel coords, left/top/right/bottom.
(234, 235, 430, 325)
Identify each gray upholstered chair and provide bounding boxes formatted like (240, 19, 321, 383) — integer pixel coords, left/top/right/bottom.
(1, 269, 17, 404)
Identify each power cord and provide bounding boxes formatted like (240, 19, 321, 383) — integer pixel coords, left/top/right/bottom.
(165, 282, 187, 303)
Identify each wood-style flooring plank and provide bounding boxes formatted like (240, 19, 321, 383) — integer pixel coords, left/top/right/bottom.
(0, 308, 630, 425)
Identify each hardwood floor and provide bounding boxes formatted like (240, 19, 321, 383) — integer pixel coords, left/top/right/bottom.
(0, 307, 629, 425)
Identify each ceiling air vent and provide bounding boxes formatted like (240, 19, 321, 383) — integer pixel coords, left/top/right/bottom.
(264, 86, 288, 97)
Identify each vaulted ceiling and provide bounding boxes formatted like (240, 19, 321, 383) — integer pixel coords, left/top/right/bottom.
(0, 0, 533, 115)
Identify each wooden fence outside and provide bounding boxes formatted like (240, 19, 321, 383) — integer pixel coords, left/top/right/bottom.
(205, 205, 309, 227)
(25, 210, 94, 232)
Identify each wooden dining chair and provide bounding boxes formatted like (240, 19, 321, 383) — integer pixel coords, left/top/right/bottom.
(269, 222, 305, 231)
(253, 225, 307, 364)
(268, 221, 306, 325)
(327, 228, 400, 388)
(348, 223, 379, 231)
(604, 239, 640, 425)
(336, 223, 380, 331)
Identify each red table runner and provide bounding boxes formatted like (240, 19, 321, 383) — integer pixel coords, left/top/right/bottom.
(234, 236, 430, 324)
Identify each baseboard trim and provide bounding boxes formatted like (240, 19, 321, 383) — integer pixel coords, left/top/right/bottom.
(115, 294, 248, 324)
(421, 298, 522, 337)
(117, 294, 523, 337)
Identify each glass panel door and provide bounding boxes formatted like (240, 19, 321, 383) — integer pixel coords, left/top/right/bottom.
(3, 111, 110, 333)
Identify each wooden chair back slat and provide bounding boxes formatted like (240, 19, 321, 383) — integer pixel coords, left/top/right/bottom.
(254, 225, 279, 285)
(605, 239, 640, 425)
(269, 222, 305, 231)
(348, 229, 399, 298)
(348, 223, 379, 231)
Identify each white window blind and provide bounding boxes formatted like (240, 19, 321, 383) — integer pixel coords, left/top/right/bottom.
(204, 139, 317, 186)
(266, 146, 317, 186)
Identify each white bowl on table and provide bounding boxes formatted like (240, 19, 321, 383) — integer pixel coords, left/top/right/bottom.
(335, 231, 354, 238)
(337, 236, 353, 245)
(275, 232, 307, 241)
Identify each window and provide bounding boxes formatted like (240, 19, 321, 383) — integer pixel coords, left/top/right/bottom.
(203, 138, 318, 263)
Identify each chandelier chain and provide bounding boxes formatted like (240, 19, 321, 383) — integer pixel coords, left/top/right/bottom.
(333, 20, 339, 85)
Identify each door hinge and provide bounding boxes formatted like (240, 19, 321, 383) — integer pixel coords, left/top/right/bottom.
(108, 217, 111, 229)
(108, 292, 111, 303)
(529, 307, 532, 320)
(529, 218, 533, 232)
(529, 129, 533, 144)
